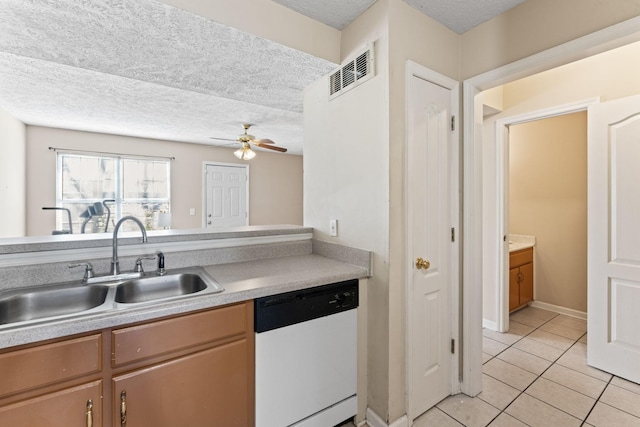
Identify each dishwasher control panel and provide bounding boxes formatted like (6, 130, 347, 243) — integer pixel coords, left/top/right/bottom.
(254, 279, 359, 333)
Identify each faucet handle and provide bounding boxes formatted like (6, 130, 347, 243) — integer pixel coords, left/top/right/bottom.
(69, 262, 95, 282)
(134, 255, 157, 273)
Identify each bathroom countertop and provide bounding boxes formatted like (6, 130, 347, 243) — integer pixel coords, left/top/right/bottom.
(508, 234, 535, 253)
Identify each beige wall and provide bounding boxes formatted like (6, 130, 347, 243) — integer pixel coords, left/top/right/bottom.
(510, 112, 588, 312)
(0, 108, 26, 238)
(461, 0, 640, 79)
(26, 126, 302, 236)
(159, 0, 341, 63)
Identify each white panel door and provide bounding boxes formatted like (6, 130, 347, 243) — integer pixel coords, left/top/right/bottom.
(407, 72, 454, 419)
(588, 94, 640, 383)
(204, 164, 248, 228)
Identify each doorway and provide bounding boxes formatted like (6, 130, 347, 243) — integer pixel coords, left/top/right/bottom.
(405, 61, 459, 422)
(461, 19, 640, 397)
(203, 162, 248, 228)
(489, 103, 594, 333)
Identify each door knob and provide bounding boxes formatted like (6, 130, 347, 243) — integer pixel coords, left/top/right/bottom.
(415, 257, 431, 270)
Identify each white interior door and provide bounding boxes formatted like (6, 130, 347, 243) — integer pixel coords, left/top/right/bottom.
(407, 68, 455, 420)
(588, 94, 640, 383)
(204, 163, 248, 228)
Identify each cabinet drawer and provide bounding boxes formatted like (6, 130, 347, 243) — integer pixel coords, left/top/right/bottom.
(0, 380, 102, 426)
(112, 302, 248, 366)
(509, 248, 533, 268)
(0, 334, 101, 398)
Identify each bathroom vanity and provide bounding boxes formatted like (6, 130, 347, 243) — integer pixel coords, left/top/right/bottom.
(509, 247, 534, 312)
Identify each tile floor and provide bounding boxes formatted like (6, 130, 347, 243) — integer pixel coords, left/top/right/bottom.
(345, 306, 640, 427)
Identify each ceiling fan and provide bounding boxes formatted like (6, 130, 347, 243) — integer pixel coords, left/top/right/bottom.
(210, 124, 287, 160)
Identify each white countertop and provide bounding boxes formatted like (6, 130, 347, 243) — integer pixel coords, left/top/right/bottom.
(508, 234, 535, 253)
(0, 254, 369, 349)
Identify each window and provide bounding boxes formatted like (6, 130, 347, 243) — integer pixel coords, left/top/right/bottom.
(56, 153, 170, 233)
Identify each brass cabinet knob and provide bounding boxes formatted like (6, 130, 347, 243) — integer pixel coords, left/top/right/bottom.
(415, 257, 431, 270)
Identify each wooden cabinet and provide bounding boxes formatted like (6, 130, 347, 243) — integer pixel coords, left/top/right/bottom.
(509, 247, 534, 311)
(111, 302, 254, 427)
(0, 301, 254, 427)
(0, 381, 102, 427)
(0, 334, 102, 426)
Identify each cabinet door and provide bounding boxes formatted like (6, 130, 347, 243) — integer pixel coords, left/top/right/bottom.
(0, 380, 102, 427)
(509, 267, 520, 311)
(113, 339, 250, 427)
(519, 262, 534, 305)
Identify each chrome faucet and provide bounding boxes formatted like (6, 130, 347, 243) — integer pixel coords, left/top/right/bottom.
(111, 216, 147, 275)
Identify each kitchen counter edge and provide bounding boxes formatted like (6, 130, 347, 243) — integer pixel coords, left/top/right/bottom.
(0, 254, 368, 349)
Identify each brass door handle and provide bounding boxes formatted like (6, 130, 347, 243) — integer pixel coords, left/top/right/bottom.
(120, 390, 127, 427)
(86, 399, 93, 427)
(415, 257, 431, 270)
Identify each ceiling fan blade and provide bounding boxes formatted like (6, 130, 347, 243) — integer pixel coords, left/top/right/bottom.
(252, 138, 275, 144)
(254, 142, 287, 152)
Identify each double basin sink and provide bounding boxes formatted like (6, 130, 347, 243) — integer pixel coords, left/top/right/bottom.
(0, 267, 224, 327)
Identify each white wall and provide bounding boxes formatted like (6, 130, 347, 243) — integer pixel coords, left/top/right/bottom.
(0, 108, 26, 237)
(26, 126, 303, 236)
(304, 0, 460, 422)
(386, 0, 460, 421)
(304, 0, 389, 421)
(482, 41, 640, 325)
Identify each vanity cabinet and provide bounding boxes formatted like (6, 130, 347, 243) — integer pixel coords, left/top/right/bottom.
(509, 247, 534, 311)
(0, 301, 254, 427)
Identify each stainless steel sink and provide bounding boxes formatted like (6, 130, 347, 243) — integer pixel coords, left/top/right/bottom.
(115, 270, 218, 304)
(0, 285, 109, 325)
(0, 267, 223, 327)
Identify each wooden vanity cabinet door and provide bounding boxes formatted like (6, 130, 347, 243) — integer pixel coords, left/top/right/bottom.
(519, 262, 534, 305)
(112, 339, 250, 427)
(0, 380, 102, 427)
(509, 267, 520, 312)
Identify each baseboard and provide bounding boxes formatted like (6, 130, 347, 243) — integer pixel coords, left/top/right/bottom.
(365, 408, 408, 427)
(482, 318, 498, 331)
(529, 301, 587, 320)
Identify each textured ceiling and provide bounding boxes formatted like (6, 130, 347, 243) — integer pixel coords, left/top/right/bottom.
(405, 0, 527, 33)
(0, 0, 337, 155)
(273, 0, 375, 30)
(0, 0, 527, 158)
(275, 0, 526, 33)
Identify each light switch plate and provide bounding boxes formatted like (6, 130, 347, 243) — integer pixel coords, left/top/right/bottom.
(189, 208, 196, 216)
(329, 219, 338, 237)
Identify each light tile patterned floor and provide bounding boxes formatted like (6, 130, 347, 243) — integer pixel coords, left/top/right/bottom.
(422, 307, 640, 426)
(342, 306, 640, 427)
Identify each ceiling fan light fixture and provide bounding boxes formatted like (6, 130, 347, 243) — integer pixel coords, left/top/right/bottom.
(234, 142, 256, 160)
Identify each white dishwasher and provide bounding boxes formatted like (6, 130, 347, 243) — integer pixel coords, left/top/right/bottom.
(254, 279, 359, 427)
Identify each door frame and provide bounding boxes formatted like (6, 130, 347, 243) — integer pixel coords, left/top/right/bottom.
(405, 60, 460, 422)
(491, 98, 598, 333)
(202, 161, 250, 228)
(461, 16, 640, 397)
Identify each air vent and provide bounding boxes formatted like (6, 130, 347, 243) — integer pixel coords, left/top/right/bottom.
(329, 44, 375, 99)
